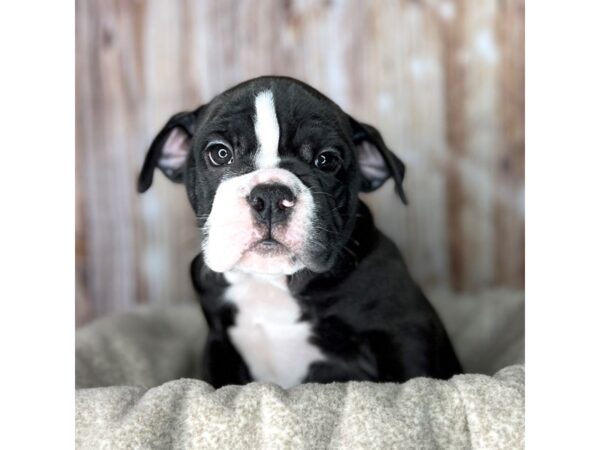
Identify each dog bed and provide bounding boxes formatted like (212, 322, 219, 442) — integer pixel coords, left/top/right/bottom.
(76, 290, 524, 449)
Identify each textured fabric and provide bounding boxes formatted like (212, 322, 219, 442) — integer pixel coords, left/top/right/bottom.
(76, 366, 524, 449)
(76, 305, 207, 389)
(75, 290, 524, 449)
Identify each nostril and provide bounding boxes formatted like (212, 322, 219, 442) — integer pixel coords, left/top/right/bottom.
(278, 198, 295, 210)
(249, 196, 265, 212)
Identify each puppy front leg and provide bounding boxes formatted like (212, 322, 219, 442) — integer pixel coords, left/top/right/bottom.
(303, 359, 377, 383)
(201, 331, 252, 388)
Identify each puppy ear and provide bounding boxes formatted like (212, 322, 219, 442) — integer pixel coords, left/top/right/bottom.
(137, 107, 203, 193)
(350, 117, 408, 204)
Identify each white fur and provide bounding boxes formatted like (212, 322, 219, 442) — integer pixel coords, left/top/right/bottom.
(254, 90, 280, 169)
(203, 168, 315, 274)
(225, 272, 325, 388)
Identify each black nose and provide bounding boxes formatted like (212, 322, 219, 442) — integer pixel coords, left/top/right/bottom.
(248, 184, 296, 226)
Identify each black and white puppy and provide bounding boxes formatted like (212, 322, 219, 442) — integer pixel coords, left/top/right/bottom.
(138, 76, 462, 388)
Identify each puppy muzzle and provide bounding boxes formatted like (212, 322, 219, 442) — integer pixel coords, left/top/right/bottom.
(202, 168, 315, 275)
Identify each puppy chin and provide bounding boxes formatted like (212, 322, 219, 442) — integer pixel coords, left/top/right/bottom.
(203, 241, 304, 275)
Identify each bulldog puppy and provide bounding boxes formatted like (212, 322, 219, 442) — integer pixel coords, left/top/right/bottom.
(138, 76, 462, 388)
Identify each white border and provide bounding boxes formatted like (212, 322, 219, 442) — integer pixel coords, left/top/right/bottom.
(0, 1, 74, 447)
(527, 0, 600, 447)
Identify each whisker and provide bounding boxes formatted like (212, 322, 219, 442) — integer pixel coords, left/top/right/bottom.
(348, 237, 360, 247)
(337, 213, 366, 219)
(308, 188, 337, 200)
(342, 245, 358, 261)
(308, 238, 327, 251)
(312, 225, 343, 237)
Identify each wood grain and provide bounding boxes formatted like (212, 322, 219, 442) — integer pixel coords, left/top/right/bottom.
(76, 0, 525, 326)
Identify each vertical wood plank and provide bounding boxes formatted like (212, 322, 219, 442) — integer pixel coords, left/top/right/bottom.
(495, 0, 525, 288)
(439, 0, 469, 290)
(460, 0, 502, 290)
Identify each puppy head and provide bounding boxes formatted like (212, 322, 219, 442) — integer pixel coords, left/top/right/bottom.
(138, 77, 407, 275)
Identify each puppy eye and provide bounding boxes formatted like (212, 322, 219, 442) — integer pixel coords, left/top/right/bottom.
(207, 143, 234, 166)
(314, 150, 341, 172)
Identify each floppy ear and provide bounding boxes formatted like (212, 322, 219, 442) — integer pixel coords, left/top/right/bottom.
(137, 107, 203, 193)
(349, 117, 408, 204)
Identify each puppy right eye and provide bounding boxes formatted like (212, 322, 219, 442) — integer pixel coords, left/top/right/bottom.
(207, 143, 234, 166)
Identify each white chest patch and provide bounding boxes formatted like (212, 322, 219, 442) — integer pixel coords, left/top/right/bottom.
(225, 272, 325, 388)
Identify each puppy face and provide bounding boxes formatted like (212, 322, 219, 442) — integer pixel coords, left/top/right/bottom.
(139, 77, 407, 275)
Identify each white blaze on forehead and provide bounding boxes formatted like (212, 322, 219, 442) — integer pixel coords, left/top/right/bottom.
(254, 90, 280, 169)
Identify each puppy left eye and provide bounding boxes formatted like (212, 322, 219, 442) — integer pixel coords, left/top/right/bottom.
(314, 150, 341, 172)
(207, 143, 234, 166)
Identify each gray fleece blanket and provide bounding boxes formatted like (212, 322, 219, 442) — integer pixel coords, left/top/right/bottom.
(76, 290, 524, 449)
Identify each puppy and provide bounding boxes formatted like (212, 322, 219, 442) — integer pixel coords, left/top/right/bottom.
(138, 76, 462, 388)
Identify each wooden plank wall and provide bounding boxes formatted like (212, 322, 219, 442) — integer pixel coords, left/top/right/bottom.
(76, 0, 524, 326)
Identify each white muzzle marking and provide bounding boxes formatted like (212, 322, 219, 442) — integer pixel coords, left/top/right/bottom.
(203, 168, 315, 274)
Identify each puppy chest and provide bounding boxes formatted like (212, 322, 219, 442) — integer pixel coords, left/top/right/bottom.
(224, 275, 324, 389)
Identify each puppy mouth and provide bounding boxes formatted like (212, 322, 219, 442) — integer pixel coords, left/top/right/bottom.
(249, 238, 291, 256)
(229, 235, 305, 275)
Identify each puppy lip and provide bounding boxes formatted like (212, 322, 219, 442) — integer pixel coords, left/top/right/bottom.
(251, 238, 290, 256)
(259, 238, 279, 247)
